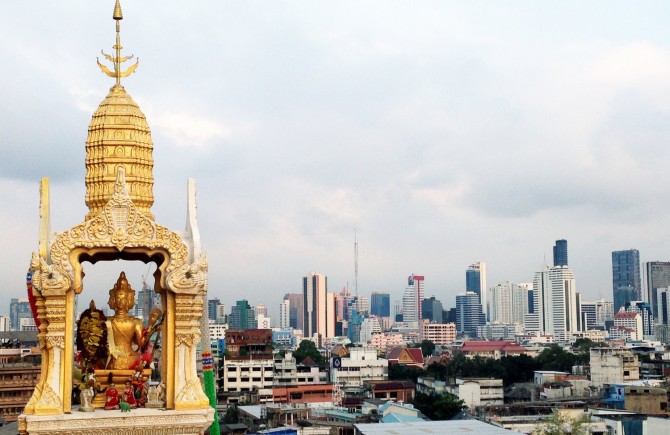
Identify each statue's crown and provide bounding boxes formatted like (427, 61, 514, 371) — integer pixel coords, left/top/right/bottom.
(110, 271, 135, 295)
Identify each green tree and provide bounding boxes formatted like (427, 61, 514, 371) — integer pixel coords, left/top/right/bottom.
(425, 362, 448, 380)
(412, 392, 465, 420)
(222, 405, 239, 424)
(388, 363, 426, 383)
(420, 340, 436, 357)
(536, 345, 577, 372)
(293, 340, 324, 365)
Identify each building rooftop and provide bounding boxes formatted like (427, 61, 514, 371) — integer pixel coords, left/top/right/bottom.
(459, 340, 527, 352)
(354, 420, 514, 434)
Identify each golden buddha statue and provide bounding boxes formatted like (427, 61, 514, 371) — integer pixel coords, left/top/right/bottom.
(105, 272, 144, 370)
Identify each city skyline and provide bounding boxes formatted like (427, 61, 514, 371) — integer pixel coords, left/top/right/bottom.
(4, 2, 670, 318)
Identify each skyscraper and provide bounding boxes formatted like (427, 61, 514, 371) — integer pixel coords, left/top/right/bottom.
(455, 291, 485, 336)
(283, 293, 304, 332)
(402, 274, 424, 323)
(279, 299, 290, 329)
(612, 249, 641, 311)
(548, 266, 578, 341)
(657, 288, 670, 326)
(489, 282, 526, 325)
(466, 262, 487, 318)
(645, 261, 670, 321)
(208, 297, 221, 321)
(579, 300, 597, 331)
(553, 239, 568, 267)
(528, 264, 578, 341)
(370, 291, 390, 317)
(421, 296, 444, 323)
(229, 300, 256, 330)
(9, 298, 32, 332)
(303, 272, 334, 338)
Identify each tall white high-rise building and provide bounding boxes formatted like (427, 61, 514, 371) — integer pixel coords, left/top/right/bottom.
(549, 266, 578, 341)
(279, 299, 290, 329)
(527, 265, 551, 334)
(527, 265, 578, 341)
(402, 274, 424, 323)
(489, 282, 527, 324)
(303, 273, 334, 338)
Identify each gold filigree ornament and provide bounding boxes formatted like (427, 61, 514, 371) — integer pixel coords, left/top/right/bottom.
(49, 167, 189, 292)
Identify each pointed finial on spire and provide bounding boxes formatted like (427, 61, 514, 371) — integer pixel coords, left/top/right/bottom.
(97, 0, 139, 86)
(113, 0, 123, 20)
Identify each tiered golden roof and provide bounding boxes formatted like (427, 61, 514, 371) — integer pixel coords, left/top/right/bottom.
(85, 0, 153, 220)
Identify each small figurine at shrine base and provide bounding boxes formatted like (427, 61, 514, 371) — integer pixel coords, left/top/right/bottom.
(79, 385, 94, 412)
(145, 382, 165, 408)
(104, 383, 120, 410)
(122, 380, 137, 408)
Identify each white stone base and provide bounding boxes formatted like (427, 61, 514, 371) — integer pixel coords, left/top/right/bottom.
(19, 407, 215, 435)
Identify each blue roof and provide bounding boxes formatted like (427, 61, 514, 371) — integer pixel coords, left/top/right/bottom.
(382, 413, 425, 423)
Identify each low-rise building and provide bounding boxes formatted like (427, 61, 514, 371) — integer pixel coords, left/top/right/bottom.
(421, 322, 456, 345)
(365, 380, 415, 402)
(613, 312, 642, 341)
(225, 329, 273, 356)
(416, 376, 447, 396)
(475, 323, 522, 341)
(534, 371, 569, 386)
(446, 378, 504, 409)
(590, 347, 639, 387)
(332, 347, 387, 387)
(223, 355, 274, 395)
(454, 340, 529, 359)
(0, 361, 41, 422)
(271, 384, 333, 404)
(274, 351, 328, 386)
(369, 333, 404, 356)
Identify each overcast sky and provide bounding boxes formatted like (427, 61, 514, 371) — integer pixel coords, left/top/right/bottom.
(3, 1, 670, 321)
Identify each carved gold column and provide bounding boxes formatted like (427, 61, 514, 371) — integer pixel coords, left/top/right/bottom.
(173, 292, 209, 410)
(34, 295, 67, 415)
(27, 254, 72, 416)
(23, 294, 48, 414)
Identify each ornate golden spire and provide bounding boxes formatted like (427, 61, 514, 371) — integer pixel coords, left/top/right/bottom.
(97, 0, 139, 87)
(85, 1, 154, 220)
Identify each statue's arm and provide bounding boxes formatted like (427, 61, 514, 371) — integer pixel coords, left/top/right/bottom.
(135, 321, 144, 350)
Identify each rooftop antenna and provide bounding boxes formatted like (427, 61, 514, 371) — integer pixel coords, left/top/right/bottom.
(354, 230, 358, 298)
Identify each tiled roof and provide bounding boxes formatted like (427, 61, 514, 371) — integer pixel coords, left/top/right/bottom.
(407, 348, 424, 363)
(387, 346, 404, 360)
(614, 312, 639, 319)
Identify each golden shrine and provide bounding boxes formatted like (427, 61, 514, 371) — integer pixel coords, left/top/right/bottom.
(18, 1, 214, 433)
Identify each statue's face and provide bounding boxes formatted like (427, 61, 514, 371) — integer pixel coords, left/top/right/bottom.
(111, 290, 134, 312)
